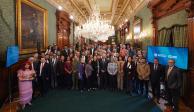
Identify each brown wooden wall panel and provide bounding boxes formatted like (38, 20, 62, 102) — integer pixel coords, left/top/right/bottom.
(0, 69, 9, 106)
(149, 0, 194, 110)
(188, 69, 194, 110)
(56, 11, 71, 49)
(148, 0, 189, 19)
(0, 59, 26, 106)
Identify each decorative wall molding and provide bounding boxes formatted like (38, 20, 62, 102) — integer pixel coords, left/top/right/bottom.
(46, 0, 146, 27)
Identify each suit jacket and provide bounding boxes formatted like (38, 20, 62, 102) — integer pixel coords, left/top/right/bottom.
(165, 66, 182, 89)
(150, 64, 164, 83)
(62, 49, 69, 57)
(92, 60, 98, 74)
(37, 62, 50, 78)
(99, 59, 108, 73)
(90, 48, 96, 56)
(56, 61, 65, 75)
(78, 64, 85, 80)
(33, 60, 39, 73)
(137, 63, 150, 80)
(123, 62, 136, 79)
(50, 58, 58, 75)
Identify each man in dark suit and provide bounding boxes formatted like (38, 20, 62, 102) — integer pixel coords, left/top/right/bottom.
(165, 59, 182, 112)
(99, 54, 108, 89)
(62, 46, 69, 58)
(37, 57, 50, 96)
(90, 45, 96, 56)
(150, 58, 164, 103)
(50, 54, 58, 88)
(51, 45, 59, 54)
(56, 56, 65, 88)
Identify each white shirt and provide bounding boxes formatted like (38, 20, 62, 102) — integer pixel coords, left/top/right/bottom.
(52, 58, 56, 65)
(154, 64, 158, 70)
(39, 63, 45, 76)
(167, 66, 174, 79)
(127, 62, 131, 69)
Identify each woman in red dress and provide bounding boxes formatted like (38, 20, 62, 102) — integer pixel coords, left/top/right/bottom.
(64, 57, 73, 89)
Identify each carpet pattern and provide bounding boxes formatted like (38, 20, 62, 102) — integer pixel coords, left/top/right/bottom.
(21, 90, 162, 112)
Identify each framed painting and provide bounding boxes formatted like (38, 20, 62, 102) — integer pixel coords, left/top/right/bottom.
(133, 16, 142, 48)
(133, 16, 142, 39)
(16, 0, 48, 54)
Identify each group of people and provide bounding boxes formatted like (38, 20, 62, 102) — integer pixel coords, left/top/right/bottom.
(17, 43, 182, 112)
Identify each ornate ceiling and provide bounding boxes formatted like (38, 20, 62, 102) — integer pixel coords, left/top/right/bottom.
(46, 0, 149, 27)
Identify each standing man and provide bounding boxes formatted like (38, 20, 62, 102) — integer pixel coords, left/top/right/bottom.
(150, 58, 164, 103)
(91, 56, 99, 90)
(99, 54, 108, 89)
(56, 56, 65, 88)
(72, 54, 79, 90)
(165, 59, 182, 112)
(50, 54, 58, 88)
(62, 46, 69, 58)
(137, 58, 150, 97)
(37, 57, 50, 96)
(90, 45, 96, 56)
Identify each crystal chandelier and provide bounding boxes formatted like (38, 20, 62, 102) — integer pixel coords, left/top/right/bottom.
(75, 4, 115, 42)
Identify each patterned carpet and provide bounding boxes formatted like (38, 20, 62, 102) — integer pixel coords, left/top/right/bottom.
(21, 89, 162, 112)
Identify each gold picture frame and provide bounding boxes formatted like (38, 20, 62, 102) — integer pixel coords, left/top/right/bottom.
(16, 0, 48, 54)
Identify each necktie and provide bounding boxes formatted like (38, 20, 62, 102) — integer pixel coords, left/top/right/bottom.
(154, 64, 156, 70)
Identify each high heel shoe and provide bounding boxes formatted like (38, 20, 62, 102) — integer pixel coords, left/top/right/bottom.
(22, 104, 25, 109)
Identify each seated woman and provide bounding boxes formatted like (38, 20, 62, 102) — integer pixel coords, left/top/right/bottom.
(17, 61, 36, 109)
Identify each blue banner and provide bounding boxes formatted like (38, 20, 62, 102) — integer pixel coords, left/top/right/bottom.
(147, 46, 188, 70)
(6, 46, 19, 67)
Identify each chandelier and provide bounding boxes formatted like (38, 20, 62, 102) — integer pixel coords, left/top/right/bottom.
(75, 4, 115, 42)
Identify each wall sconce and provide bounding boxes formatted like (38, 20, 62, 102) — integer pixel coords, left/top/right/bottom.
(69, 15, 74, 20)
(134, 26, 141, 34)
(139, 32, 147, 38)
(126, 33, 132, 40)
(59, 36, 63, 39)
(125, 28, 128, 32)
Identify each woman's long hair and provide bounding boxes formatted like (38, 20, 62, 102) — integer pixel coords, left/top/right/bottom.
(20, 61, 32, 71)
